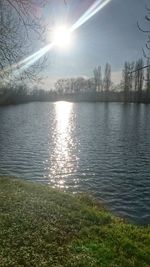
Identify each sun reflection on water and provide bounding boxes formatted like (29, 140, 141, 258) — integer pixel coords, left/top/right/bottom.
(48, 101, 78, 188)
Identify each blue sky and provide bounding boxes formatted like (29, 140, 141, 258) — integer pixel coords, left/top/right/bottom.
(41, 0, 149, 89)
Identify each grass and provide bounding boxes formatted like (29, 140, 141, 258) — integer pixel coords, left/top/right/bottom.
(0, 176, 149, 267)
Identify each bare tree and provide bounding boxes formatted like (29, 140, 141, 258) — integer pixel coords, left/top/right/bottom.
(134, 58, 144, 97)
(103, 63, 111, 92)
(93, 66, 103, 92)
(145, 59, 150, 97)
(97, 66, 103, 92)
(129, 62, 135, 91)
(122, 62, 130, 101)
(93, 67, 98, 92)
(137, 5, 150, 59)
(0, 0, 48, 83)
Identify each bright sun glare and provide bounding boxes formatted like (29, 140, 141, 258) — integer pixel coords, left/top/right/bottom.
(52, 25, 72, 49)
(5, 0, 112, 77)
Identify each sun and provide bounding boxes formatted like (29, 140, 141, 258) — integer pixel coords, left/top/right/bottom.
(52, 25, 72, 49)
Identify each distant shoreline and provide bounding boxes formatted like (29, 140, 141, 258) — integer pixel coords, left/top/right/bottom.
(1, 91, 150, 106)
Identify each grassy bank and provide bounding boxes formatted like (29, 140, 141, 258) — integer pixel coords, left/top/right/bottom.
(0, 177, 149, 267)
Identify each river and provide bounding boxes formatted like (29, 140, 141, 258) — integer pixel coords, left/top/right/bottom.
(0, 102, 150, 224)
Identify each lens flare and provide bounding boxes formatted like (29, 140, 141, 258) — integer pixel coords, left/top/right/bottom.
(70, 0, 112, 32)
(12, 44, 54, 78)
(0, 43, 54, 79)
(3, 0, 112, 81)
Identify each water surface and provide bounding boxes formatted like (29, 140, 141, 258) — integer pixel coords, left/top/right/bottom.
(0, 102, 150, 224)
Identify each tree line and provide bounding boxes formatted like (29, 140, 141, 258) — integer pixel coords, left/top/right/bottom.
(122, 58, 150, 102)
(54, 59, 150, 102)
(1, 58, 150, 105)
(0, 1, 150, 104)
(55, 63, 112, 94)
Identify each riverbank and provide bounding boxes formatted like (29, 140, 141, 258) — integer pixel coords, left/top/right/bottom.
(0, 177, 149, 267)
(1, 90, 150, 105)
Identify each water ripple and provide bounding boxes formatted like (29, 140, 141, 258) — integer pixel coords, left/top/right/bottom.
(0, 102, 150, 224)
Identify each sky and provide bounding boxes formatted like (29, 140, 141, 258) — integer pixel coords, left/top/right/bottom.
(40, 0, 149, 89)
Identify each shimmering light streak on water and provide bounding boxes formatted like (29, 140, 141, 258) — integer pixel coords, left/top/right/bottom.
(46, 102, 78, 188)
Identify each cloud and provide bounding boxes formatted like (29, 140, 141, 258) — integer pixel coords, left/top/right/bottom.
(111, 70, 122, 84)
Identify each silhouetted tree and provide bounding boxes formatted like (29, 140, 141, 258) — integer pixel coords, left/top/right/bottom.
(145, 59, 150, 98)
(103, 63, 111, 92)
(93, 68, 98, 92)
(135, 59, 144, 99)
(122, 62, 130, 101)
(0, 0, 47, 82)
(93, 66, 103, 92)
(97, 66, 102, 92)
(137, 5, 150, 59)
(87, 78, 95, 92)
(128, 62, 135, 91)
